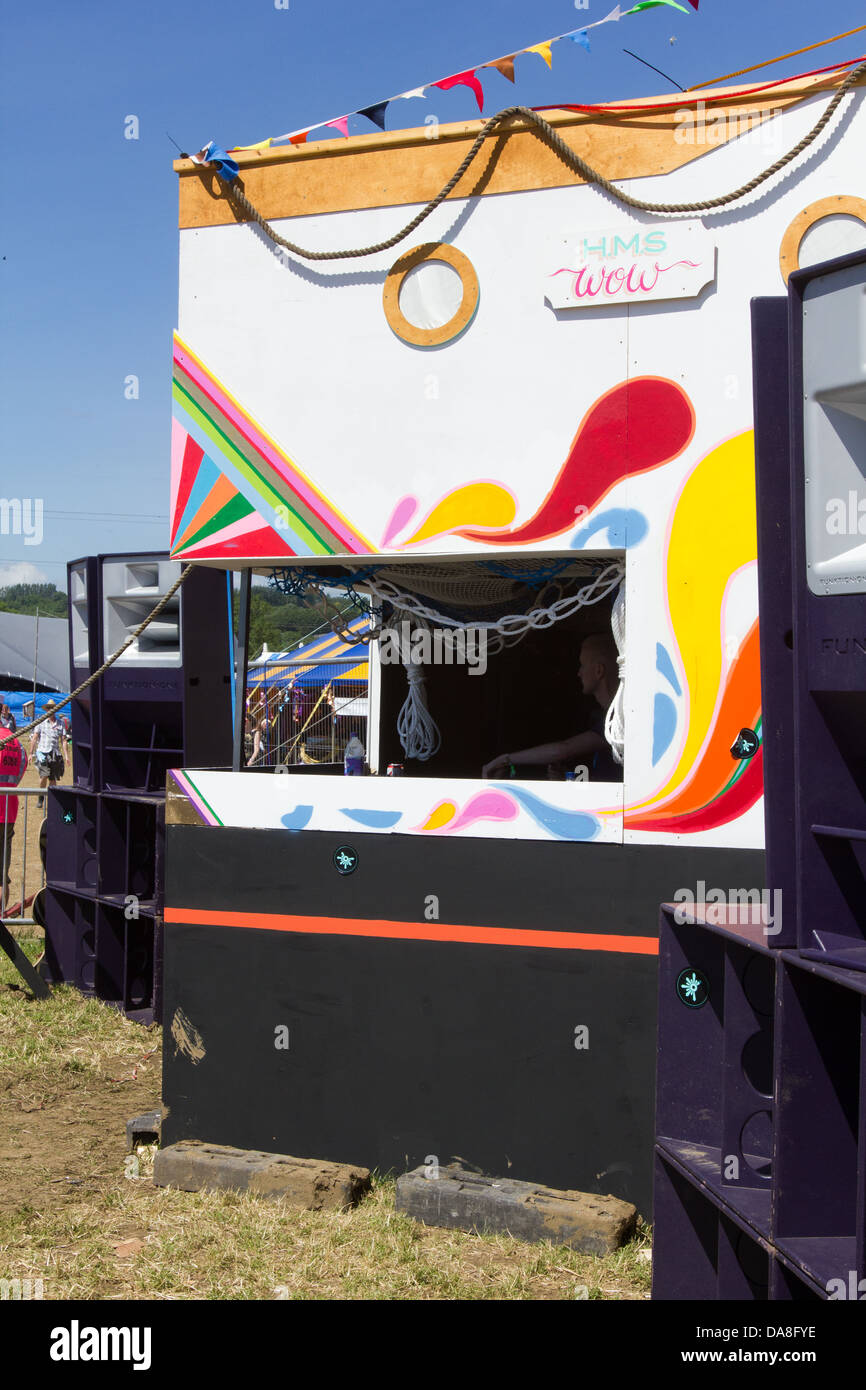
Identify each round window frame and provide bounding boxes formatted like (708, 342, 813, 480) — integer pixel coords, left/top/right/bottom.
(779, 196, 866, 284)
(383, 242, 479, 347)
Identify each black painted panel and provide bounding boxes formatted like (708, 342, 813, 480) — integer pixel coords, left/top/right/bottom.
(163, 824, 764, 1217)
(166, 824, 763, 935)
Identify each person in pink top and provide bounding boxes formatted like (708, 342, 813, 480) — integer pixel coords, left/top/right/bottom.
(0, 726, 27, 912)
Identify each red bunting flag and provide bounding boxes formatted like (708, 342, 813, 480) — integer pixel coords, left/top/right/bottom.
(231, 5, 702, 153)
(433, 69, 485, 114)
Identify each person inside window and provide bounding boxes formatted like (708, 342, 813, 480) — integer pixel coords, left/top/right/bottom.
(482, 632, 622, 781)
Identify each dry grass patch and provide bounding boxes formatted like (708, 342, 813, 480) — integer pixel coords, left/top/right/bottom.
(0, 1178, 651, 1301)
(0, 937, 652, 1300)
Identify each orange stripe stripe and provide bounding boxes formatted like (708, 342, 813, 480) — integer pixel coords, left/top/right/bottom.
(164, 906, 658, 955)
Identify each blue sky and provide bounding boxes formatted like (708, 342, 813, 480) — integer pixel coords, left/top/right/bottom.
(1, 0, 863, 588)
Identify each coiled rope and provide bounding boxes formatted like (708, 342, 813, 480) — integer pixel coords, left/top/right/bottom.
(397, 639, 442, 763)
(605, 583, 626, 766)
(359, 565, 623, 761)
(222, 61, 866, 261)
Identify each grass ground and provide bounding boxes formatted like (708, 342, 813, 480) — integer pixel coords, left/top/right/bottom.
(0, 938, 652, 1301)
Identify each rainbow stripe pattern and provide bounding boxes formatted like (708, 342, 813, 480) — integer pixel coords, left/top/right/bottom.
(170, 335, 373, 560)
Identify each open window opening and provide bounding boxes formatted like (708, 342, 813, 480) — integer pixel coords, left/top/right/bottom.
(249, 555, 625, 782)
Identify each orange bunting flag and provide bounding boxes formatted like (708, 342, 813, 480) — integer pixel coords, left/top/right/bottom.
(234, 7, 689, 153)
(433, 69, 485, 114)
(484, 55, 516, 82)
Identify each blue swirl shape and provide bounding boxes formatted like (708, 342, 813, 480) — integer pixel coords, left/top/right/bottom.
(655, 642, 682, 695)
(494, 785, 600, 841)
(340, 808, 403, 828)
(570, 508, 649, 550)
(652, 694, 678, 766)
(281, 805, 314, 830)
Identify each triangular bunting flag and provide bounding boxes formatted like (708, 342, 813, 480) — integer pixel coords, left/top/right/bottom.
(525, 40, 554, 69)
(270, 126, 312, 146)
(433, 69, 485, 114)
(359, 101, 390, 129)
(625, 0, 688, 13)
(227, 0, 697, 155)
(227, 136, 273, 154)
(483, 55, 516, 82)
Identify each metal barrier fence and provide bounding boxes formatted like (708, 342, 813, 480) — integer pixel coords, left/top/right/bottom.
(1, 789, 46, 928)
(246, 675, 369, 768)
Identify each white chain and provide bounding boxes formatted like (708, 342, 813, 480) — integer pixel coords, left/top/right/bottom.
(351, 561, 625, 652)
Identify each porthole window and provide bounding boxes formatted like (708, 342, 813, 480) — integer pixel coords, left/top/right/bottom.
(383, 242, 479, 347)
(779, 197, 866, 284)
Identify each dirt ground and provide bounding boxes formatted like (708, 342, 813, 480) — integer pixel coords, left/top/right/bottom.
(0, 951, 651, 1300)
(0, 1032, 158, 1220)
(0, 755, 652, 1300)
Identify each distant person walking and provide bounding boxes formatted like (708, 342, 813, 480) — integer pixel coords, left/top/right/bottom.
(30, 700, 67, 807)
(0, 726, 27, 912)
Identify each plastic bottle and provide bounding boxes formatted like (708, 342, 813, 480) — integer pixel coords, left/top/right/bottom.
(344, 734, 365, 776)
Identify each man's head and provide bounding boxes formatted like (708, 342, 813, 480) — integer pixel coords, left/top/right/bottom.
(578, 632, 619, 707)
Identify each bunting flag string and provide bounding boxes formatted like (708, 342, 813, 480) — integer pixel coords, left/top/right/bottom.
(224, 3, 697, 158)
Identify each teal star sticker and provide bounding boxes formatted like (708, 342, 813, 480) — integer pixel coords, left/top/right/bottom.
(681, 971, 701, 1002)
(676, 966, 709, 1008)
(63, 811, 74, 824)
(333, 846, 358, 874)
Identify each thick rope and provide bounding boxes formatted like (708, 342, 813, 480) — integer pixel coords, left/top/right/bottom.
(605, 583, 626, 766)
(222, 61, 866, 260)
(689, 27, 866, 91)
(397, 635, 441, 763)
(11, 566, 194, 742)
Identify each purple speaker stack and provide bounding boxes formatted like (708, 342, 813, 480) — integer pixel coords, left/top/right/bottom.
(653, 251, 866, 1303)
(41, 554, 232, 1023)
